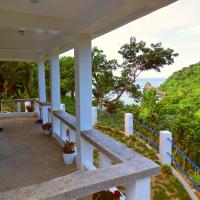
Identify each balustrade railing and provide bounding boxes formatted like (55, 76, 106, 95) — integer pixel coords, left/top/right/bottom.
(0, 99, 34, 113)
(0, 102, 160, 199)
(42, 109, 159, 199)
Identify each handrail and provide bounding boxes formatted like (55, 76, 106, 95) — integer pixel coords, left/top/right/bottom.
(0, 157, 159, 200)
(167, 138, 200, 171)
(82, 129, 143, 163)
(0, 99, 34, 102)
(132, 118, 160, 136)
(53, 110, 76, 130)
(167, 152, 200, 191)
(132, 128, 159, 149)
(98, 109, 124, 117)
(34, 99, 51, 107)
(52, 110, 159, 166)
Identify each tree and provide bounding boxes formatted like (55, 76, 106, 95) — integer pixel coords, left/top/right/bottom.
(0, 61, 38, 99)
(60, 57, 75, 99)
(92, 47, 140, 109)
(118, 37, 178, 82)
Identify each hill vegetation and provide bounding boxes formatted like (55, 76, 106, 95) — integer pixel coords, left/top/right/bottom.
(139, 63, 200, 165)
(159, 63, 200, 163)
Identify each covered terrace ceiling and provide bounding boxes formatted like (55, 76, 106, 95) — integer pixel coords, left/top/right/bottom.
(0, 0, 176, 61)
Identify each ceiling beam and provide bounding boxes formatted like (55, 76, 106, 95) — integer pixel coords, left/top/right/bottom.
(0, 9, 77, 33)
(0, 49, 45, 61)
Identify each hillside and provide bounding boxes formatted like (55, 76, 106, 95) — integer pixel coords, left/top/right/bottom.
(160, 64, 200, 98)
(158, 64, 200, 163)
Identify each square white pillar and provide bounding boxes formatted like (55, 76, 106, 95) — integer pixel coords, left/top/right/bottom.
(37, 61, 47, 123)
(50, 55, 61, 136)
(92, 107, 98, 126)
(125, 113, 133, 136)
(126, 177, 151, 200)
(50, 55, 61, 110)
(37, 61, 46, 102)
(159, 131, 172, 165)
(75, 34, 93, 171)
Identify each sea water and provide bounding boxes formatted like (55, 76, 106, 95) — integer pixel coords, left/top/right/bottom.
(120, 78, 166, 105)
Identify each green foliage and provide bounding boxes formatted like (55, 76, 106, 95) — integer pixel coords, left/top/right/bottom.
(162, 165, 172, 174)
(118, 37, 178, 82)
(159, 64, 200, 163)
(0, 61, 38, 99)
(60, 56, 75, 99)
(61, 96, 75, 115)
(191, 174, 200, 187)
(140, 64, 200, 165)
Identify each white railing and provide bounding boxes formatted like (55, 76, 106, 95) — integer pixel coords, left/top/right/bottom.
(46, 109, 159, 200)
(0, 99, 35, 118)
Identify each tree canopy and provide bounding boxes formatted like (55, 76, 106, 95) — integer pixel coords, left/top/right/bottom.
(0, 36, 178, 112)
(139, 64, 200, 164)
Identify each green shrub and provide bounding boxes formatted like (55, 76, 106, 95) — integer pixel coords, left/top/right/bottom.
(191, 174, 200, 186)
(163, 165, 172, 174)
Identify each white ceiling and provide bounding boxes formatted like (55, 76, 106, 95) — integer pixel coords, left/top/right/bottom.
(0, 0, 176, 61)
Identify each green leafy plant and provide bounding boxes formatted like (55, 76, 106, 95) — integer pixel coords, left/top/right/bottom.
(63, 140, 75, 154)
(163, 165, 172, 174)
(191, 174, 200, 187)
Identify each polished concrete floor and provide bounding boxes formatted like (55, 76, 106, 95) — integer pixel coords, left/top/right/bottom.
(0, 116, 77, 193)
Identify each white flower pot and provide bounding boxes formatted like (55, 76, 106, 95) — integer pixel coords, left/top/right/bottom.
(63, 152, 76, 165)
(43, 129, 51, 135)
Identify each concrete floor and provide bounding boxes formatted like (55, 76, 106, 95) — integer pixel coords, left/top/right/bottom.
(0, 117, 77, 193)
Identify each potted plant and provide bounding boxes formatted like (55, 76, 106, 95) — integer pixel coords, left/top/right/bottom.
(63, 139, 76, 165)
(92, 190, 121, 200)
(26, 105, 35, 112)
(42, 123, 52, 135)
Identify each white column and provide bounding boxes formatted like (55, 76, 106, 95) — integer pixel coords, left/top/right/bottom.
(50, 55, 61, 136)
(126, 177, 151, 200)
(37, 61, 46, 102)
(50, 55, 61, 110)
(125, 113, 133, 136)
(37, 61, 48, 123)
(75, 34, 93, 171)
(92, 107, 98, 126)
(159, 131, 172, 165)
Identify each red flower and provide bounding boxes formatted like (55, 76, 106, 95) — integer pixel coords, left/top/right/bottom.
(113, 190, 121, 199)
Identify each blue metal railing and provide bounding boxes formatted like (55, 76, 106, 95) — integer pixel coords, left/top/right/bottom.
(132, 118, 160, 136)
(167, 152, 200, 191)
(167, 138, 200, 191)
(132, 128, 159, 149)
(97, 109, 124, 117)
(97, 109, 124, 128)
(167, 138, 200, 171)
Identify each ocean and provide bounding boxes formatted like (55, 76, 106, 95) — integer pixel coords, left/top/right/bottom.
(120, 77, 166, 105)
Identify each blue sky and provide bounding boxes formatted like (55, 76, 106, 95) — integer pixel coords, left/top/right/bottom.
(61, 0, 200, 78)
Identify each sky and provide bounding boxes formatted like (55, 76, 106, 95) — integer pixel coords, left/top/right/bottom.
(60, 0, 200, 78)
